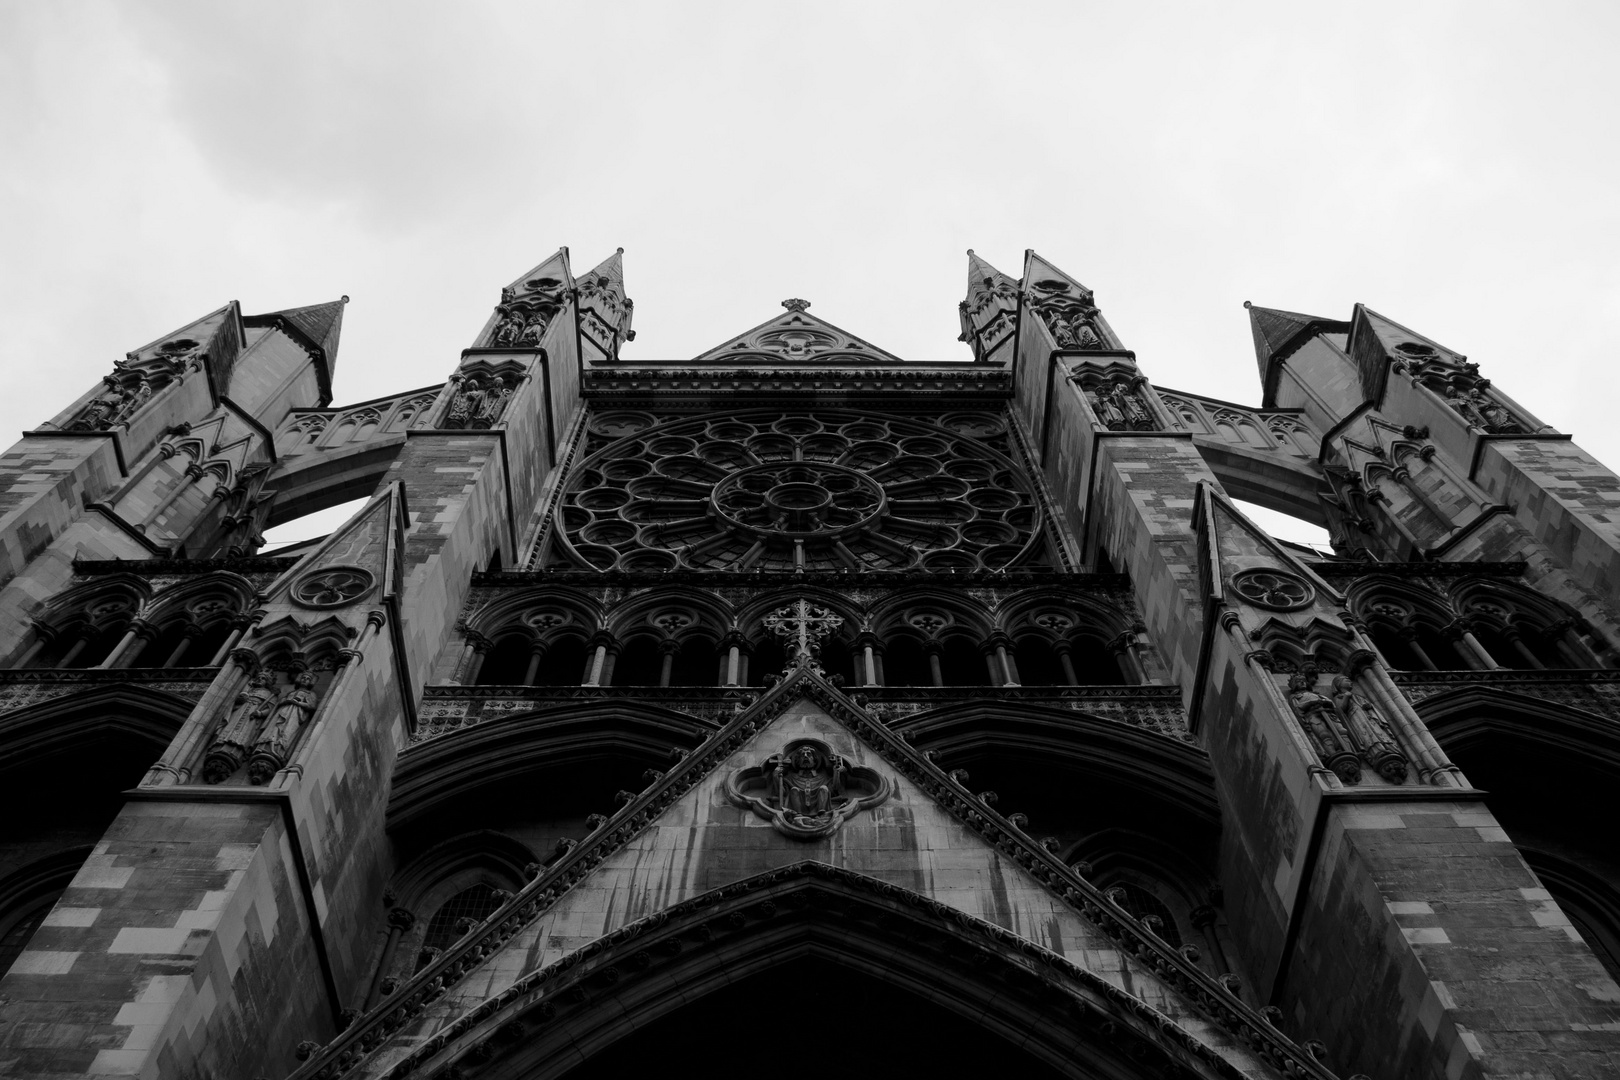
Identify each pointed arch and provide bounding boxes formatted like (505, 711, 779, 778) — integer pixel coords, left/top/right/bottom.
(345, 865, 1271, 1080)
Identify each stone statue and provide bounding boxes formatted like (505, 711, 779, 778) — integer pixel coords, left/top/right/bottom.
(1286, 671, 1361, 784)
(769, 743, 848, 819)
(1092, 386, 1127, 430)
(112, 379, 152, 424)
(71, 389, 125, 431)
(1330, 675, 1409, 783)
(1444, 386, 1487, 429)
(447, 378, 487, 426)
(1467, 388, 1520, 433)
(247, 670, 319, 784)
(202, 670, 278, 783)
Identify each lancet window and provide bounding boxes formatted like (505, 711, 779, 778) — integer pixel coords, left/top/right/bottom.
(9, 576, 252, 671)
(1349, 578, 1611, 671)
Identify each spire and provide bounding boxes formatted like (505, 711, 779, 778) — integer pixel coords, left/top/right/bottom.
(268, 297, 348, 370)
(577, 247, 634, 362)
(958, 249, 1019, 363)
(1244, 301, 1327, 380)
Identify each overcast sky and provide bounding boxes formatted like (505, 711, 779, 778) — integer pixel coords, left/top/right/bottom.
(4, 2, 1617, 547)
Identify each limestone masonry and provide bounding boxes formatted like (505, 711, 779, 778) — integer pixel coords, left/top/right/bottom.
(1, 248, 1617, 1079)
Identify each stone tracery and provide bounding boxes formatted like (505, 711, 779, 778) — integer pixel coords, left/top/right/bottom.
(549, 409, 1046, 572)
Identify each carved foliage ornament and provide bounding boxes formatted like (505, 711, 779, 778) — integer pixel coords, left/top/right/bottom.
(725, 738, 892, 839)
(292, 567, 375, 609)
(1230, 568, 1314, 611)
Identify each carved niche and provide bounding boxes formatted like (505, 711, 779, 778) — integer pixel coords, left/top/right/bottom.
(1282, 669, 1411, 785)
(725, 738, 892, 839)
(65, 339, 201, 431)
(489, 276, 569, 348)
(200, 666, 322, 785)
(1069, 369, 1158, 432)
(1028, 278, 1105, 350)
(1393, 343, 1526, 434)
(442, 366, 524, 430)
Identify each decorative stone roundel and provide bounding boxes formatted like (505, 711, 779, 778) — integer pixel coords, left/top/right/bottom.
(1229, 568, 1314, 611)
(291, 566, 375, 609)
(555, 409, 1044, 572)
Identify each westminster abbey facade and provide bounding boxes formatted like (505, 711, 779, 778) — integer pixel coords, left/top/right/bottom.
(1, 247, 1617, 1079)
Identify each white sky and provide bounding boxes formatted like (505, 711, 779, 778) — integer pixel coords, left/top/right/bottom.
(4, 2, 1617, 550)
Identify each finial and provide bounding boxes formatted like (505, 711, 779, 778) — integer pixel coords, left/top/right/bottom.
(781, 298, 811, 312)
(966, 248, 975, 255)
(341, 295, 350, 304)
(1243, 300, 1252, 309)
(616, 247, 624, 253)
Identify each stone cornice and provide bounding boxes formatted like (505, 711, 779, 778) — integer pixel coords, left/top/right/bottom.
(472, 568, 1132, 589)
(74, 556, 299, 576)
(582, 364, 1012, 398)
(1307, 560, 1525, 579)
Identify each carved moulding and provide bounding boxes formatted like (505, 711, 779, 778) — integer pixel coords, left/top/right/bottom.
(724, 738, 892, 839)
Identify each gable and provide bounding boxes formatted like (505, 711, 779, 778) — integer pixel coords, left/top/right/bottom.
(301, 666, 1328, 1080)
(685, 302, 906, 365)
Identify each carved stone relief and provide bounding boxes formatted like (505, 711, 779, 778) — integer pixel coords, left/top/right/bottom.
(64, 340, 200, 432)
(443, 371, 522, 429)
(1029, 278, 1104, 350)
(724, 738, 892, 838)
(1283, 669, 1411, 785)
(489, 277, 568, 348)
(201, 667, 323, 785)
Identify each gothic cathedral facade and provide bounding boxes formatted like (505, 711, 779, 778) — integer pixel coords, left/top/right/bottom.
(1, 248, 1617, 1079)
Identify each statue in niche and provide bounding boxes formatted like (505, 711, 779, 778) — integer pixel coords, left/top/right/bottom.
(112, 379, 153, 424)
(1442, 383, 1522, 434)
(477, 381, 513, 426)
(1085, 378, 1154, 432)
(490, 281, 566, 347)
(70, 389, 124, 431)
(1091, 385, 1127, 430)
(203, 670, 279, 783)
(247, 670, 319, 784)
(1286, 671, 1361, 784)
(725, 738, 891, 839)
(1467, 388, 1521, 433)
(1330, 675, 1409, 783)
(1039, 299, 1103, 350)
(447, 377, 488, 426)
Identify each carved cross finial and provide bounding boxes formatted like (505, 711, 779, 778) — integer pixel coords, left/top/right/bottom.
(762, 598, 843, 670)
(781, 298, 811, 312)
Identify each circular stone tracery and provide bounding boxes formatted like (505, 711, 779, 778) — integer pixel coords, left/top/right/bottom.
(713, 463, 885, 538)
(550, 409, 1044, 572)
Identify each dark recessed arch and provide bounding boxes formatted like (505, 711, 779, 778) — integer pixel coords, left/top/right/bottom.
(0, 685, 192, 773)
(895, 701, 1220, 827)
(388, 703, 713, 829)
(381, 865, 1257, 1080)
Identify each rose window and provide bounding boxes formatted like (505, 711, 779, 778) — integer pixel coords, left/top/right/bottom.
(551, 409, 1045, 572)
